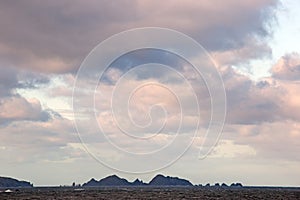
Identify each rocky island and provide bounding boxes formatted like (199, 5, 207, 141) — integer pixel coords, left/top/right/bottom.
(0, 177, 33, 188)
(83, 174, 193, 187)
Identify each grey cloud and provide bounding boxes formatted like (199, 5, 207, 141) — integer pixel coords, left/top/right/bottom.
(213, 38, 272, 68)
(135, 0, 278, 51)
(223, 66, 282, 124)
(223, 55, 300, 125)
(101, 48, 187, 85)
(0, 65, 50, 96)
(0, 66, 19, 97)
(0, 0, 279, 74)
(0, 0, 138, 73)
(17, 73, 50, 89)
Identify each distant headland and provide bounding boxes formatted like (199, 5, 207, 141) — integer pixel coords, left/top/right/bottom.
(0, 177, 33, 188)
(0, 174, 243, 189)
(83, 174, 193, 187)
(82, 174, 243, 188)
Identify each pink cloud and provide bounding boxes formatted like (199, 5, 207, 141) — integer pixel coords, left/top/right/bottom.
(271, 52, 300, 80)
(0, 96, 49, 123)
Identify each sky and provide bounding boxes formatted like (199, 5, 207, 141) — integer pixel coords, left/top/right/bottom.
(0, 0, 300, 186)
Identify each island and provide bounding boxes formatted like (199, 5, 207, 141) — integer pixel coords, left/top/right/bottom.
(0, 177, 33, 188)
(83, 174, 192, 187)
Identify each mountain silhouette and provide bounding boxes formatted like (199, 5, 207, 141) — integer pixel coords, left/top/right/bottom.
(132, 178, 146, 186)
(0, 177, 33, 188)
(149, 174, 193, 186)
(83, 174, 192, 187)
(83, 175, 131, 187)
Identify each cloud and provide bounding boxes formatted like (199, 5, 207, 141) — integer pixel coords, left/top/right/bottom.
(0, 96, 50, 124)
(0, 0, 278, 73)
(17, 72, 50, 89)
(0, 66, 18, 97)
(271, 52, 300, 80)
(229, 120, 300, 161)
(212, 36, 272, 67)
(136, 0, 277, 50)
(0, 65, 53, 124)
(219, 58, 300, 125)
(0, 117, 80, 164)
(222, 67, 277, 124)
(210, 139, 256, 158)
(277, 81, 300, 121)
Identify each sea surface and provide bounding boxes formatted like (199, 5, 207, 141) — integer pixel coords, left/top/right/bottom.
(1, 187, 300, 199)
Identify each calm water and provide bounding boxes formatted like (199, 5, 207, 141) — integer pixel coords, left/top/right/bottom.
(1, 187, 300, 199)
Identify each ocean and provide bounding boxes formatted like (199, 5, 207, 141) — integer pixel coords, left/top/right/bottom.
(1, 187, 300, 199)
